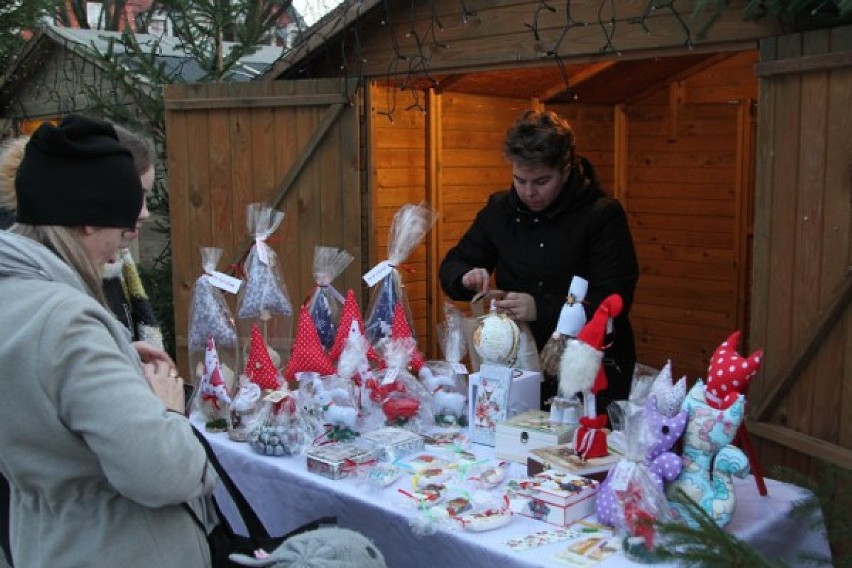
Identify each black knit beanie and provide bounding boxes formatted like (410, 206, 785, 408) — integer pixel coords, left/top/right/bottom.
(15, 115, 144, 229)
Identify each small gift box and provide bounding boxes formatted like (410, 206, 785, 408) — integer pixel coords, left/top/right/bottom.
(513, 470, 599, 527)
(306, 443, 377, 480)
(495, 410, 576, 464)
(360, 427, 425, 461)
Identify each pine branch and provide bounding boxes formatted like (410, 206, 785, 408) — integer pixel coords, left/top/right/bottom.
(652, 489, 788, 568)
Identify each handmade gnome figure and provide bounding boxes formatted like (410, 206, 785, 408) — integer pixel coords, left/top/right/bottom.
(540, 275, 589, 375)
(558, 294, 623, 459)
(197, 336, 233, 432)
(704, 330, 766, 495)
(329, 289, 381, 366)
(338, 320, 374, 387)
(390, 302, 425, 374)
(284, 306, 336, 382)
(229, 324, 282, 441)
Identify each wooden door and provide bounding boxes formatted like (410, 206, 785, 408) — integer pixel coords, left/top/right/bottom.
(164, 78, 361, 378)
(749, 25, 852, 474)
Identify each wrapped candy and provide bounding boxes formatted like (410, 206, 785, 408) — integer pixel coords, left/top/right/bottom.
(363, 203, 437, 345)
(236, 203, 293, 362)
(247, 391, 312, 457)
(306, 246, 353, 349)
(187, 247, 239, 389)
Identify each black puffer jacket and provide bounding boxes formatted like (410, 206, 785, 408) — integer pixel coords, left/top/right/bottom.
(440, 158, 639, 407)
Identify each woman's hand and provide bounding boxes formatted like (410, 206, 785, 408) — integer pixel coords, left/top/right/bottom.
(143, 360, 185, 414)
(133, 341, 177, 375)
(462, 267, 490, 295)
(495, 292, 537, 322)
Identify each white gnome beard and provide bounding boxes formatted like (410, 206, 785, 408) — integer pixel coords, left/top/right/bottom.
(558, 339, 602, 397)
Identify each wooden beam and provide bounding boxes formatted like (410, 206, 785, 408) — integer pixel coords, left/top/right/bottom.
(225, 102, 346, 271)
(434, 73, 468, 93)
(537, 61, 616, 102)
(427, 88, 443, 357)
(624, 53, 735, 105)
(164, 93, 349, 111)
(747, 420, 852, 470)
(755, 50, 852, 77)
(753, 268, 852, 421)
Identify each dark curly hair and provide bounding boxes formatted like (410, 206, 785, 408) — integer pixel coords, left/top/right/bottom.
(503, 110, 575, 170)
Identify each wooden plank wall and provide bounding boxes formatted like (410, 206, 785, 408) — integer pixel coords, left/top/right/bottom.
(547, 104, 616, 195)
(165, 79, 361, 379)
(368, 83, 429, 341)
(607, 53, 757, 381)
(750, 27, 852, 475)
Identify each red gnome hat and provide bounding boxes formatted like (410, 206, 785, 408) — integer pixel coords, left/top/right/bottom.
(704, 331, 763, 410)
(329, 289, 380, 364)
(390, 302, 425, 373)
(285, 306, 336, 381)
(558, 294, 623, 397)
(245, 324, 281, 390)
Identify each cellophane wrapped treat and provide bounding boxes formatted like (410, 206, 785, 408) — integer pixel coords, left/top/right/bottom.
(363, 203, 437, 345)
(236, 203, 293, 365)
(421, 305, 468, 425)
(307, 246, 353, 350)
(247, 391, 312, 457)
(187, 247, 238, 394)
(597, 395, 671, 562)
(365, 338, 434, 431)
(300, 373, 361, 443)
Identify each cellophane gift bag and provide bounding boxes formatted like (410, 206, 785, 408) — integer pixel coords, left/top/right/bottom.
(363, 203, 437, 346)
(306, 245, 354, 350)
(419, 301, 469, 427)
(236, 203, 294, 369)
(187, 247, 239, 398)
(247, 391, 313, 457)
(597, 395, 671, 563)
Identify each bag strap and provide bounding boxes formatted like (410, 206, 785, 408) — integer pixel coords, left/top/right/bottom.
(188, 424, 272, 541)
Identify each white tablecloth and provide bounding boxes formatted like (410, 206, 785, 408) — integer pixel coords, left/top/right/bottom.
(200, 428, 832, 567)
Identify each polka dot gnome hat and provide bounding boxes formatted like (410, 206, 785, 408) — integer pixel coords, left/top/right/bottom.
(704, 330, 763, 410)
(284, 305, 335, 381)
(390, 302, 425, 373)
(245, 323, 281, 390)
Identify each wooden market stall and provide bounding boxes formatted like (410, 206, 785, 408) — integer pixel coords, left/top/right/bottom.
(164, 1, 851, 475)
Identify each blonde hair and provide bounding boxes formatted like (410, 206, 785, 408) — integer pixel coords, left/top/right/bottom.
(10, 224, 107, 305)
(0, 136, 29, 211)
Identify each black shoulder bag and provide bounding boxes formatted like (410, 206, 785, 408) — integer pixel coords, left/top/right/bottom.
(184, 425, 335, 567)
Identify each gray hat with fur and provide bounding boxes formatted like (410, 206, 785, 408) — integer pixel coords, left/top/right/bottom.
(228, 527, 386, 568)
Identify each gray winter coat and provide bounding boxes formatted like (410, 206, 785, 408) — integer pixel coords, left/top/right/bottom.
(0, 231, 217, 568)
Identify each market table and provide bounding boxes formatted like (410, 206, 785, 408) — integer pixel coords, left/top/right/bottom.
(199, 427, 831, 567)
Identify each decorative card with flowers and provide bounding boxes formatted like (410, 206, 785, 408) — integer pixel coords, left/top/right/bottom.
(470, 364, 513, 446)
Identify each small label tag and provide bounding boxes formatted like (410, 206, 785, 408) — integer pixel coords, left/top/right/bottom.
(363, 260, 393, 287)
(206, 270, 242, 294)
(264, 390, 288, 403)
(381, 367, 400, 385)
(609, 460, 633, 492)
(451, 362, 468, 374)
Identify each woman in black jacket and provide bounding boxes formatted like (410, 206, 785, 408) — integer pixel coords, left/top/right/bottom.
(439, 110, 639, 413)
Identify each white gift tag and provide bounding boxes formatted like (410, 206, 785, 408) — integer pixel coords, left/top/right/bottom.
(609, 460, 634, 492)
(381, 367, 400, 385)
(264, 390, 289, 403)
(205, 270, 243, 294)
(362, 260, 393, 287)
(451, 362, 468, 374)
(256, 239, 270, 265)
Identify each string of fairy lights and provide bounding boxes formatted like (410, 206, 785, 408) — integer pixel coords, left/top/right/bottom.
(0, 0, 705, 128)
(274, 0, 703, 123)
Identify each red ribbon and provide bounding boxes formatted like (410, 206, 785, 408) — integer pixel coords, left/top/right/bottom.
(579, 415, 608, 430)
